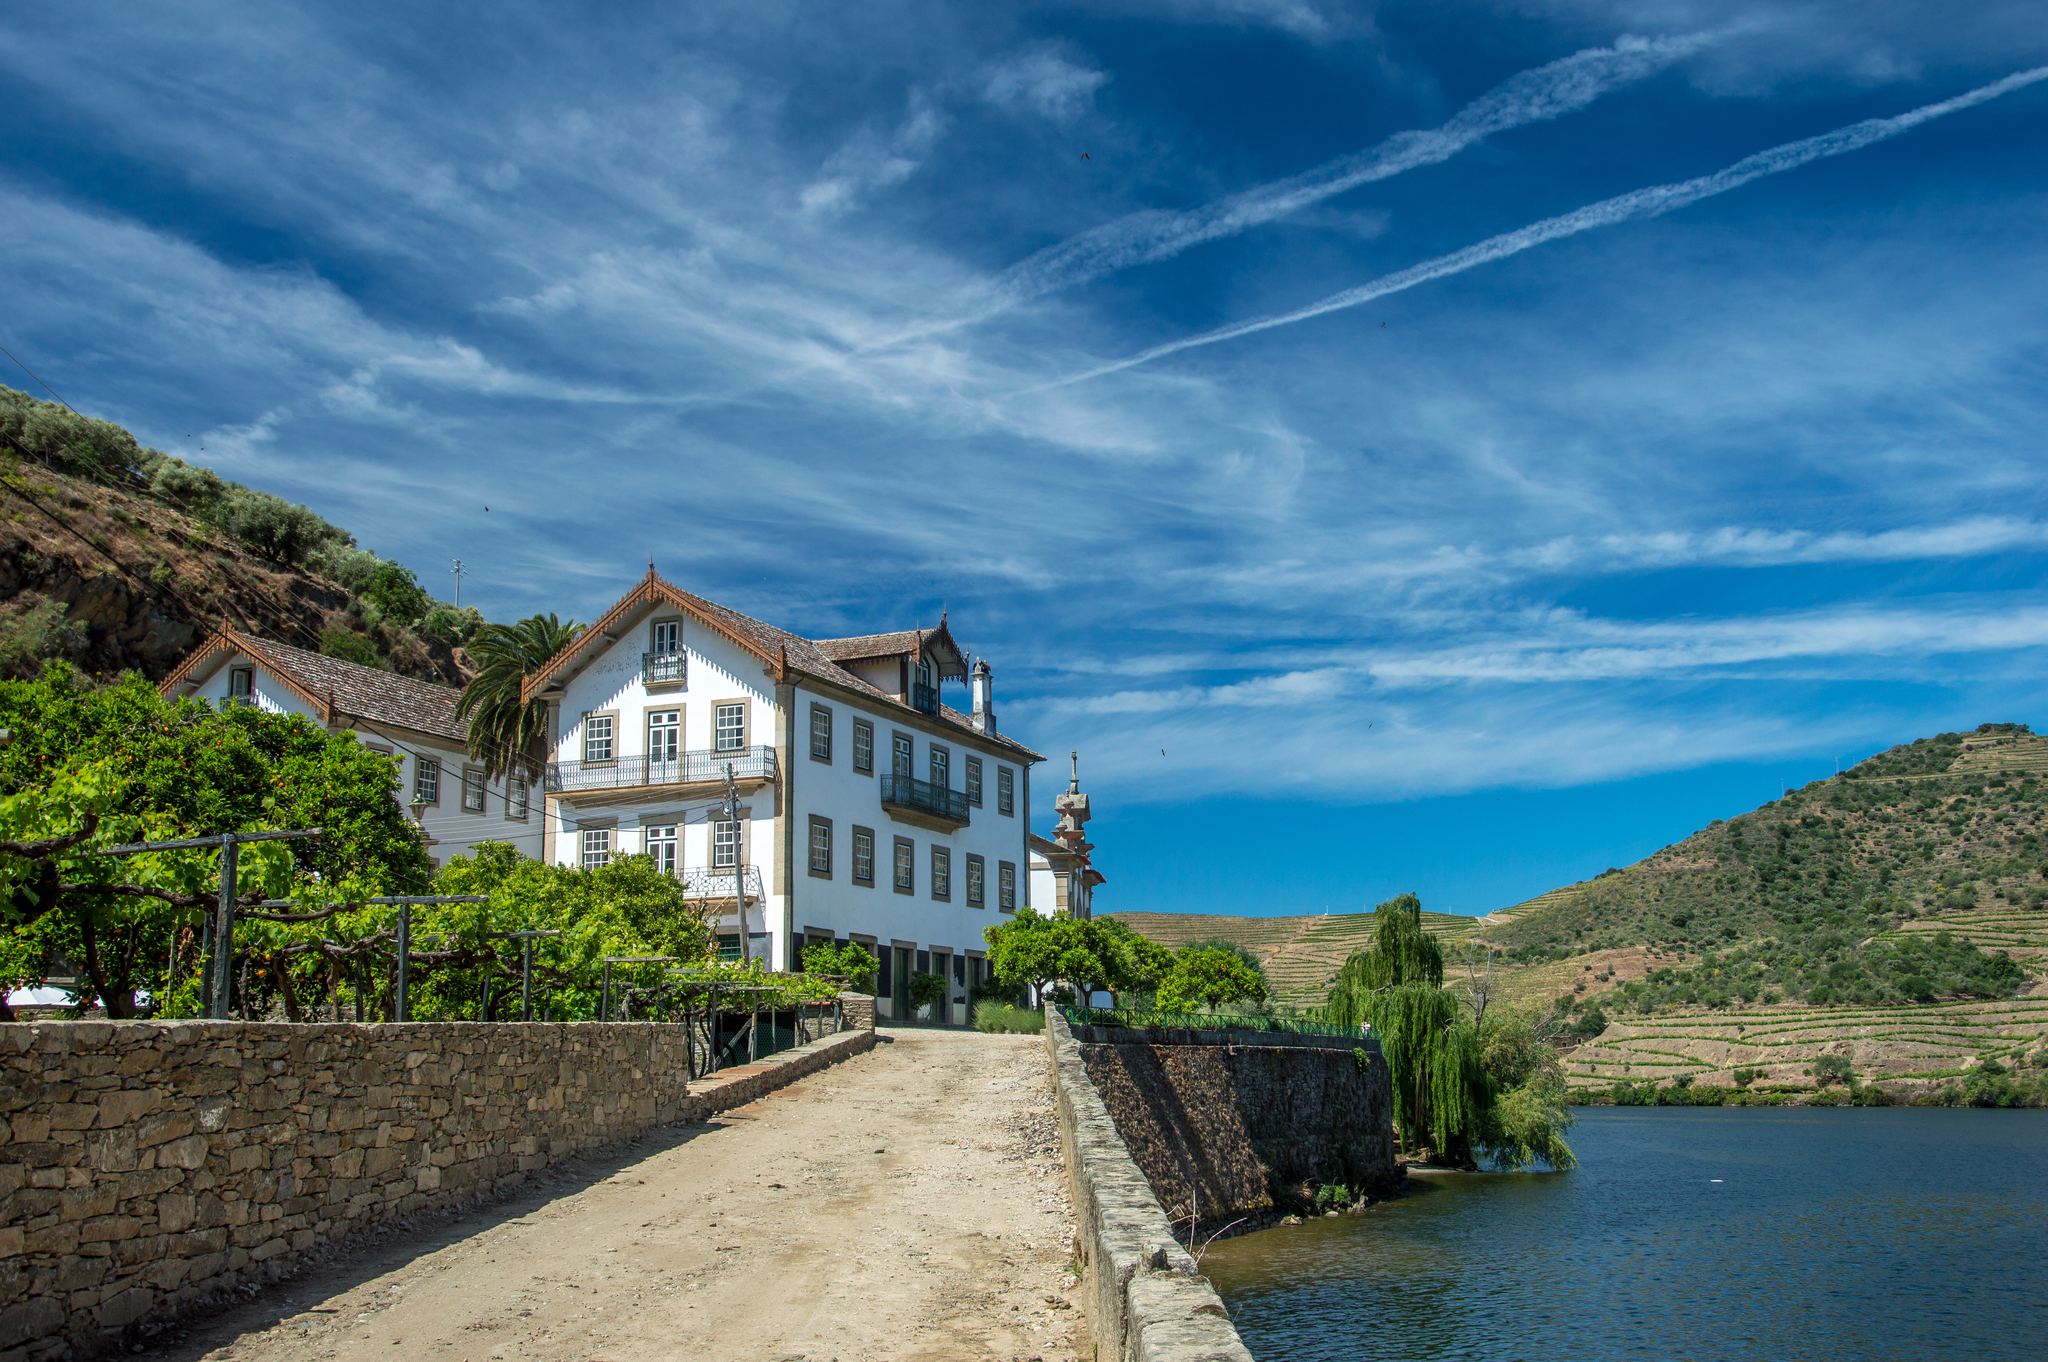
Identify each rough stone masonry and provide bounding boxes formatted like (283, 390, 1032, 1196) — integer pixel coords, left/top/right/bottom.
(0, 1016, 870, 1360)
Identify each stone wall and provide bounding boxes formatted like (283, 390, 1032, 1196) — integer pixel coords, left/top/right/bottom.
(837, 991, 876, 1032)
(1044, 1007, 1254, 1362)
(1075, 1029, 1396, 1224)
(0, 1019, 872, 1360)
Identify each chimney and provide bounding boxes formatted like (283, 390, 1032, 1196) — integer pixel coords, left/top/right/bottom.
(970, 657, 996, 733)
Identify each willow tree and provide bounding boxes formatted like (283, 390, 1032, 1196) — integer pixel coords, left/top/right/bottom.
(1326, 894, 1488, 1163)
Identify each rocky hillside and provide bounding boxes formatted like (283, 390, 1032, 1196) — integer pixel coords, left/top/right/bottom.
(0, 385, 483, 685)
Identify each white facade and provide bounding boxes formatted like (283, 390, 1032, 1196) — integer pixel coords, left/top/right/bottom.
(160, 628, 544, 863)
(528, 573, 1044, 1019)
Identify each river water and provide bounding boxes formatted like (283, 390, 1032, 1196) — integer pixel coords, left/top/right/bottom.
(1200, 1108, 2048, 1361)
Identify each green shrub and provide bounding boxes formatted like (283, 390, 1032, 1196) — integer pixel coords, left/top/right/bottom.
(801, 940, 878, 992)
(318, 627, 385, 669)
(971, 1001, 1044, 1034)
(907, 969, 949, 1018)
(1810, 1054, 1854, 1087)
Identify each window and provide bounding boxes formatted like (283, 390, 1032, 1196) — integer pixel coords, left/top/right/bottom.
(646, 620, 686, 684)
(892, 732, 913, 779)
(998, 861, 1017, 911)
(965, 758, 983, 807)
(712, 818, 740, 869)
(853, 720, 874, 774)
(852, 827, 875, 886)
(461, 767, 486, 814)
(581, 828, 612, 869)
(892, 836, 914, 894)
(997, 766, 1015, 816)
(715, 703, 746, 753)
(931, 846, 951, 901)
(228, 667, 254, 707)
(809, 816, 833, 877)
(648, 709, 681, 764)
(966, 854, 985, 907)
(506, 776, 529, 821)
(645, 824, 678, 874)
(584, 713, 615, 764)
(810, 704, 833, 762)
(414, 760, 440, 806)
(929, 745, 950, 791)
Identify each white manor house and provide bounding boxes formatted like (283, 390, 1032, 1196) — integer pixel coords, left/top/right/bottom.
(519, 571, 1048, 1020)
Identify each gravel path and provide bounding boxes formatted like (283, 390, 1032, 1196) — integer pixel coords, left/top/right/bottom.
(144, 1029, 1083, 1362)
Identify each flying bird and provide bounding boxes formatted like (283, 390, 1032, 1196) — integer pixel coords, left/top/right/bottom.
(1081, 152, 1090, 160)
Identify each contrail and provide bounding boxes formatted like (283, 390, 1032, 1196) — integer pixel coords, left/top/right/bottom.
(868, 31, 1726, 349)
(990, 31, 1722, 306)
(1038, 65, 2048, 391)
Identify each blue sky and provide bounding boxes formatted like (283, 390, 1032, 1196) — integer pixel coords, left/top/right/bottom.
(3, 2, 2045, 918)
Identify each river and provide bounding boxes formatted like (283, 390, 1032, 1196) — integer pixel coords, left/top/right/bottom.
(1199, 1107, 2048, 1361)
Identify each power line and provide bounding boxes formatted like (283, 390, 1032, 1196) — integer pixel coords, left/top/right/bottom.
(0, 340, 76, 413)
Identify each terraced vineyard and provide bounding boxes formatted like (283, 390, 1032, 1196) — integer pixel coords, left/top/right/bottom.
(1566, 997, 2048, 1093)
(1110, 908, 1480, 1005)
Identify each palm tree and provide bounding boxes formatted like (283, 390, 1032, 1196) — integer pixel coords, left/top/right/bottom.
(457, 613, 582, 781)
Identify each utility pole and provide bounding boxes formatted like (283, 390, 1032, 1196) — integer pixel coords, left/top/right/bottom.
(723, 762, 748, 966)
(449, 559, 466, 608)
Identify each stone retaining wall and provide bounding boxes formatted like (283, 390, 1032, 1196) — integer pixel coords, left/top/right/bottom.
(1044, 1007, 1254, 1362)
(0, 1020, 873, 1360)
(1076, 1030, 1396, 1223)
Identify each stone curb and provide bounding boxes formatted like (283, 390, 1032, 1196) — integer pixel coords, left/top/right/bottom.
(1043, 1007, 1255, 1362)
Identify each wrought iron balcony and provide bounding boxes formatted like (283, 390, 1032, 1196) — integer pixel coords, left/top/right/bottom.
(545, 744, 777, 793)
(880, 773, 970, 826)
(644, 650, 687, 685)
(675, 865, 763, 903)
(911, 680, 939, 715)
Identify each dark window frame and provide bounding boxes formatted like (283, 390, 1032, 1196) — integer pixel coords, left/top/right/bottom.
(997, 765, 1015, 816)
(892, 836, 915, 895)
(929, 743, 950, 791)
(852, 825, 876, 886)
(809, 703, 833, 763)
(808, 815, 833, 878)
(965, 757, 983, 807)
(853, 720, 875, 775)
(965, 853, 986, 907)
(998, 860, 1017, 911)
(931, 845, 951, 901)
(461, 766, 487, 815)
(891, 731, 914, 779)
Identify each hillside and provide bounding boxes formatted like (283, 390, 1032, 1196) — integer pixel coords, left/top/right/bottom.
(1109, 908, 1480, 1006)
(1471, 723, 2048, 1096)
(0, 385, 485, 686)
(1484, 724, 2046, 1003)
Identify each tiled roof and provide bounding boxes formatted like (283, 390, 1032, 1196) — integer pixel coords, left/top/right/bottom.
(253, 638, 469, 744)
(815, 629, 932, 662)
(522, 572, 1042, 762)
(161, 627, 470, 745)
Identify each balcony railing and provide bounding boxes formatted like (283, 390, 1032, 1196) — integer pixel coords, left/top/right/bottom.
(675, 865, 763, 903)
(644, 650, 687, 685)
(880, 773, 971, 825)
(911, 680, 939, 715)
(545, 745, 777, 793)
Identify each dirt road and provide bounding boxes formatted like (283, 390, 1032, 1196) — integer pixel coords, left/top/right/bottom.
(149, 1029, 1084, 1362)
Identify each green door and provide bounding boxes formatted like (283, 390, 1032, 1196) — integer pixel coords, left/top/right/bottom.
(893, 947, 912, 1020)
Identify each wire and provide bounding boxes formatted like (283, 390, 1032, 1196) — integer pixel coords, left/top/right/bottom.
(0, 341, 75, 413)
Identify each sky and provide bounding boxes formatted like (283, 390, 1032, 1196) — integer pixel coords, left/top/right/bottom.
(2, 1, 2045, 919)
